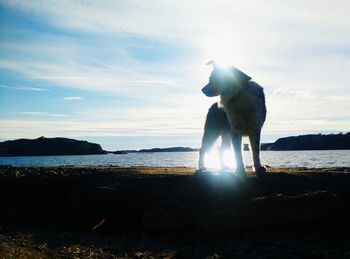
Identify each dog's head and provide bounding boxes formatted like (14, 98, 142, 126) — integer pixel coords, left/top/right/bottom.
(201, 61, 251, 97)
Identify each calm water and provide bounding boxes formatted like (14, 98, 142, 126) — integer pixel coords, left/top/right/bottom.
(0, 150, 349, 168)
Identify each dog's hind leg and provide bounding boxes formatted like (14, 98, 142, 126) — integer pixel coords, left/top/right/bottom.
(198, 132, 218, 170)
(219, 132, 231, 169)
(249, 130, 266, 177)
(231, 130, 246, 177)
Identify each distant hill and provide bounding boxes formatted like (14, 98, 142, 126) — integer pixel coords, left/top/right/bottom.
(262, 133, 350, 151)
(0, 137, 107, 156)
(113, 147, 198, 154)
(138, 147, 198, 153)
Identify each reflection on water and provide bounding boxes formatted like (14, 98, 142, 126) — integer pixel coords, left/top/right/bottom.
(0, 150, 349, 168)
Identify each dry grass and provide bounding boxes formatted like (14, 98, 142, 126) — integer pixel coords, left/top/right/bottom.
(0, 234, 115, 259)
(0, 233, 180, 258)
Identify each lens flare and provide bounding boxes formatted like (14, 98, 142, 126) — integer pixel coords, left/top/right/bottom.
(204, 149, 236, 170)
(202, 26, 246, 69)
(204, 149, 221, 169)
(203, 30, 237, 67)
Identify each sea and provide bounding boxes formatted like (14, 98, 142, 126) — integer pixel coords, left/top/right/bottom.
(0, 150, 349, 168)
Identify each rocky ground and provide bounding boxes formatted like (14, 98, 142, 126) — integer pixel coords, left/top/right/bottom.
(0, 166, 350, 258)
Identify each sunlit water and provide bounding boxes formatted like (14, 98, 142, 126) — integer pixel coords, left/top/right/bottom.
(0, 150, 349, 168)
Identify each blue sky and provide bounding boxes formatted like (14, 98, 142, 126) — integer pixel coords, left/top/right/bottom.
(0, 0, 349, 150)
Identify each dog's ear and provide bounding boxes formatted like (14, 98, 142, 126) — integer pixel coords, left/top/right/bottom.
(206, 60, 219, 70)
(231, 67, 252, 82)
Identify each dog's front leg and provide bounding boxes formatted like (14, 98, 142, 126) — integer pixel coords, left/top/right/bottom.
(249, 130, 266, 177)
(231, 130, 246, 177)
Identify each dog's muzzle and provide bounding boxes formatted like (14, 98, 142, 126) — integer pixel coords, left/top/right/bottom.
(202, 83, 218, 97)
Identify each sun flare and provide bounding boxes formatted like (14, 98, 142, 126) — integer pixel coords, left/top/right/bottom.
(204, 149, 236, 170)
(202, 27, 243, 68)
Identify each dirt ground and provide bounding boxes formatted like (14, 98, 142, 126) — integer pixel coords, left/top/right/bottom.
(1, 166, 350, 258)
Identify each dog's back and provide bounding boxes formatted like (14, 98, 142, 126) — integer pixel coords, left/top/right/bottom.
(223, 81, 266, 136)
(247, 81, 266, 122)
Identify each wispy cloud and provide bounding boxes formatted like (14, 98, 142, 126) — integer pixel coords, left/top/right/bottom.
(20, 112, 68, 117)
(0, 85, 48, 91)
(327, 96, 350, 102)
(0, 56, 188, 98)
(0, 118, 201, 139)
(2, 0, 350, 43)
(63, 96, 83, 101)
(270, 88, 318, 100)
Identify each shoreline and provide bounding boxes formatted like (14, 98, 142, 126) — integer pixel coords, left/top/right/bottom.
(1, 166, 350, 257)
(1, 165, 350, 174)
(1, 150, 349, 170)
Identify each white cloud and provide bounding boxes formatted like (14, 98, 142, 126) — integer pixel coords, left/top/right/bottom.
(63, 96, 83, 101)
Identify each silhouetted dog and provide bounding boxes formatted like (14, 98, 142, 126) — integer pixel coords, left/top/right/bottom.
(201, 61, 267, 177)
(198, 102, 231, 170)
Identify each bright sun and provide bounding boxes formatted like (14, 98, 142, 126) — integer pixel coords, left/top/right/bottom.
(202, 27, 244, 68)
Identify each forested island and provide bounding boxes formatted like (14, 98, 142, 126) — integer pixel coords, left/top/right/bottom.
(0, 137, 106, 156)
(261, 133, 350, 151)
